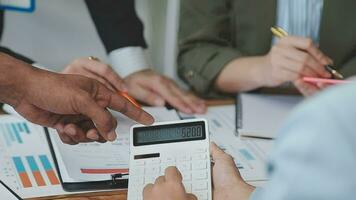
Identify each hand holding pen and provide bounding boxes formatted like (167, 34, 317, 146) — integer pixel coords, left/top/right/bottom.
(266, 26, 340, 96)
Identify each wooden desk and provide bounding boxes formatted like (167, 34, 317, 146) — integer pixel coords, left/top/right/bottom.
(4, 99, 262, 200)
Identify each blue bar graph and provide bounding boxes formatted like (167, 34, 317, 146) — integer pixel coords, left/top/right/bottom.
(13, 157, 26, 173)
(26, 156, 40, 171)
(5, 124, 15, 141)
(17, 123, 24, 132)
(11, 123, 23, 143)
(39, 155, 52, 171)
(0, 122, 31, 147)
(12, 156, 32, 188)
(23, 123, 30, 134)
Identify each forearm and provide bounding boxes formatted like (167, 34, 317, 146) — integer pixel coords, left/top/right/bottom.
(215, 55, 270, 93)
(0, 53, 33, 106)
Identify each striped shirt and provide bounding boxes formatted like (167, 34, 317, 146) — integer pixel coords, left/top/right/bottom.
(274, 0, 324, 44)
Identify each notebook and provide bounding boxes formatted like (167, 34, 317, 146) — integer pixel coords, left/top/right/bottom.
(236, 93, 303, 139)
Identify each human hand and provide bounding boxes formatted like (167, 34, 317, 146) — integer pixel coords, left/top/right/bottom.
(124, 69, 206, 114)
(62, 57, 127, 92)
(14, 66, 154, 144)
(265, 36, 333, 90)
(293, 79, 323, 96)
(143, 166, 197, 200)
(210, 143, 255, 200)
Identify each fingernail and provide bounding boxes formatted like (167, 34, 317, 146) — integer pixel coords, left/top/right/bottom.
(154, 98, 165, 106)
(87, 132, 99, 140)
(54, 124, 64, 132)
(108, 131, 117, 141)
(68, 128, 76, 136)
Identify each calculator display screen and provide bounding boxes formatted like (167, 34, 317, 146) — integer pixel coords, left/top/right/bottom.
(133, 121, 206, 146)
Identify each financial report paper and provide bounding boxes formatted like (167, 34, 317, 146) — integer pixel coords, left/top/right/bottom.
(50, 107, 181, 182)
(186, 105, 274, 181)
(0, 115, 69, 198)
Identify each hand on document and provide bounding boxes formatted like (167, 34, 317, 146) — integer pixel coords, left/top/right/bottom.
(13, 67, 154, 145)
(124, 69, 206, 114)
(63, 58, 206, 114)
(210, 143, 255, 200)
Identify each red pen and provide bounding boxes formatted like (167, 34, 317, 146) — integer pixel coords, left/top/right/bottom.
(302, 77, 351, 85)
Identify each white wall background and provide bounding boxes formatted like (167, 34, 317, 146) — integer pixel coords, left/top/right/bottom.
(1, 0, 180, 79)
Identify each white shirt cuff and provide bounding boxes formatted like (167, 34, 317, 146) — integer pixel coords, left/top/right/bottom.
(32, 63, 52, 71)
(109, 47, 151, 77)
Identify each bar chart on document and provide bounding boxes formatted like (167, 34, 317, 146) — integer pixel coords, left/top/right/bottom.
(0, 115, 62, 198)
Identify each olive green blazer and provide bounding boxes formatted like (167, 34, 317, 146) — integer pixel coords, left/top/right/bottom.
(178, 0, 356, 96)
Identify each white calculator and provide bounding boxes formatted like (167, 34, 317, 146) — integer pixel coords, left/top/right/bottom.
(127, 119, 212, 200)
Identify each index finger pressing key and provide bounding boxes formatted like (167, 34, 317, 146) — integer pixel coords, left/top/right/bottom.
(109, 92, 154, 125)
(165, 166, 183, 182)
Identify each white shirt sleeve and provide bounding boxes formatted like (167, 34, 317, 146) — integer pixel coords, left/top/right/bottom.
(109, 47, 151, 77)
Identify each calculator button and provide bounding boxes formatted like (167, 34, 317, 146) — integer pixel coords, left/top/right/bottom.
(130, 176, 144, 185)
(162, 157, 175, 163)
(177, 162, 191, 172)
(183, 182, 192, 193)
(192, 153, 207, 160)
(192, 161, 207, 170)
(192, 180, 208, 191)
(145, 165, 160, 175)
(195, 191, 208, 200)
(133, 160, 145, 166)
(147, 158, 161, 164)
(195, 148, 207, 153)
(192, 170, 207, 180)
(181, 171, 191, 181)
(177, 155, 191, 161)
(144, 175, 157, 184)
(130, 167, 145, 175)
